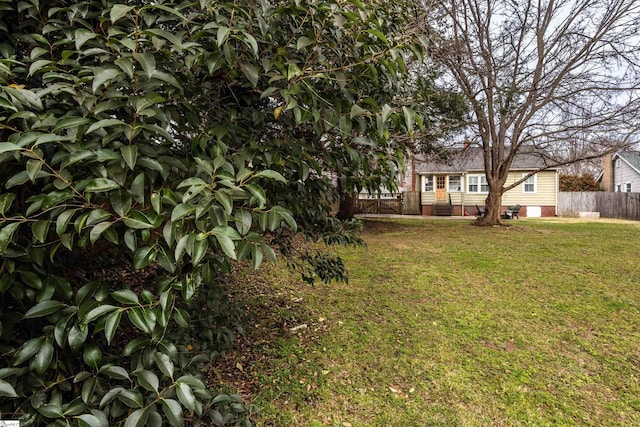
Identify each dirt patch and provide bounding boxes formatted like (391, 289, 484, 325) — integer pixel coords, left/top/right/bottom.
(206, 263, 328, 401)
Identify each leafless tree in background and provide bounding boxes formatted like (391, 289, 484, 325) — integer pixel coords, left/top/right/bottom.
(421, 0, 640, 224)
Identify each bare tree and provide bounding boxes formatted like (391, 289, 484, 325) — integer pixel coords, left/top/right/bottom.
(422, 0, 640, 224)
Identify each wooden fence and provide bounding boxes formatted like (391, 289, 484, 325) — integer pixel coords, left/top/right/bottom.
(354, 191, 421, 215)
(558, 192, 640, 220)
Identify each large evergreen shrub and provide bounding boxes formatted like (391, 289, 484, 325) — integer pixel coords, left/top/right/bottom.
(0, 0, 436, 424)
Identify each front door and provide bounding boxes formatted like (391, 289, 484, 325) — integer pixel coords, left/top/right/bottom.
(435, 175, 447, 201)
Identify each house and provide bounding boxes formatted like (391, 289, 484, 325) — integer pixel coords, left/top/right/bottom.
(414, 147, 559, 217)
(599, 151, 640, 193)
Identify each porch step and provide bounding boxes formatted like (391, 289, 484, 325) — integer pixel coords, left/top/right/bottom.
(433, 203, 452, 216)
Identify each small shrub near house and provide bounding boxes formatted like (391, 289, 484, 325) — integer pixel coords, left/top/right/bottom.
(559, 173, 601, 192)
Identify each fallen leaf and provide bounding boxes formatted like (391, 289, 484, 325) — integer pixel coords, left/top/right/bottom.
(274, 105, 284, 120)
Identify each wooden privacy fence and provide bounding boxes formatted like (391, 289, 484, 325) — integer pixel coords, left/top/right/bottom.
(558, 192, 640, 220)
(354, 191, 421, 215)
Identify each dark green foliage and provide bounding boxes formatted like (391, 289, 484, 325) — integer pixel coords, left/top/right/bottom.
(559, 173, 601, 191)
(0, 0, 441, 424)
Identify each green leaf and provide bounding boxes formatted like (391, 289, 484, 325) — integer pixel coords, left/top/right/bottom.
(121, 145, 138, 170)
(366, 29, 388, 45)
(31, 219, 49, 243)
(75, 28, 97, 50)
(26, 159, 43, 182)
(68, 324, 89, 352)
(154, 352, 174, 379)
(191, 236, 208, 265)
(210, 236, 235, 262)
(128, 307, 154, 333)
(12, 337, 44, 366)
(0, 193, 16, 215)
(173, 308, 189, 328)
(135, 369, 159, 393)
(0, 97, 19, 113)
(215, 191, 233, 215)
(162, 399, 184, 427)
(111, 190, 133, 217)
(133, 52, 156, 80)
(112, 289, 139, 305)
(171, 203, 195, 221)
(235, 209, 252, 236)
(272, 206, 297, 232)
(24, 300, 65, 319)
(151, 70, 182, 90)
(83, 304, 119, 324)
(28, 59, 53, 77)
(217, 26, 230, 47)
(381, 103, 392, 122)
(131, 173, 146, 204)
(133, 246, 156, 269)
(123, 211, 155, 229)
(243, 32, 259, 56)
(104, 310, 122, 345)
(53, 116, 91, 132)
(403, 106, 415, 135)
(254, 169, 287, 183)
(86, 118, 127, 134)
(177, 177, 208, 189)
(99, 387, 123, 408)
(288, 63, 302, 80)
(124, 408, 148, 427)
(76, 414, 103, 427)
(151, 192, 161, 214)
(100, 365, 131, 380)
(176, 382, 196, 412)
(86, 209, 110, 226)
(350, 104, 368, 119)
(20, 271, 42, 289)
(0, 142, 22, 155)
(296, 36, 314, 50)
(0, 379, 18, 398)
(240, 62, 259, 87)
(156, 246, 176, 274)
(38, 403, 63, 419)
(90, 222, 113, 245)
(33, 340, 54, 375)
(92, 67, 123, 93)
(110, 4, 134, 23)
(245, 184, 266, 208)
(83, 345, 103, 369)
(84, 178, 120, 193)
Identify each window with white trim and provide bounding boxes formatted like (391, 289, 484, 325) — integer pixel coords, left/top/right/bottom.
(616, 158, 621, 168)
(616, 184, 622, 192)
(448, 175, 462, 192)
(625, 182, 632, 192)
(467, 174, 489, 193)
(522, 174, 536, 193)
(424, 175, 434, 192)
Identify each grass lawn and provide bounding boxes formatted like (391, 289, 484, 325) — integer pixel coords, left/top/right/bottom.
(218, 218, 640, 426)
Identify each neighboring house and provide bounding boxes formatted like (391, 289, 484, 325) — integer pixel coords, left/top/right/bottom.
(415, 147, 559, 217)
(598, 151, 640, 193)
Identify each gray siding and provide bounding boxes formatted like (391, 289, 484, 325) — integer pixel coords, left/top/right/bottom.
(614, 161, 640, 192)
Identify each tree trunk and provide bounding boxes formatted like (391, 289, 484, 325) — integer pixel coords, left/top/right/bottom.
(477, 189, 503, 225)
(337, 194, 355, 220)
